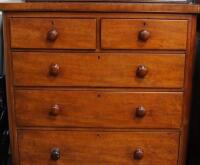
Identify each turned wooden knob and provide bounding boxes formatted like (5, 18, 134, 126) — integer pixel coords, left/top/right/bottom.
(136, 65, 148, 78)
(136, 106, 146, 118)
(134, 148, 144, 160)
(50, 104, 60, 116)
(138, 30, 150, 42)
(51, 148, 60, 160)
(49, 63, 60, 76)
(47, 29, 59, 42)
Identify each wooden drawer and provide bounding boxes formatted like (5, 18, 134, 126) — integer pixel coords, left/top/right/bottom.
(101, 19, 188, 50)
(18, 130, 179, 165)
(10, 18, 96, 49)
(15, 90, 183, 129)
(13, 52, 185, 88)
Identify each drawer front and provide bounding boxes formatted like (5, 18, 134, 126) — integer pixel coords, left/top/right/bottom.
(101, 19, 188, 50)
(15, 90, 183, 129)
(18, 130, 179, 165)
(13, 52, 185, 88)
(10, 18, 96, 49)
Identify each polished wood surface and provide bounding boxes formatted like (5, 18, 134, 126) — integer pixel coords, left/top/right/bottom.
(15, 90, 183, 128)
(10, 18, 96, 49)
(101, 19, 188, 50)
(18, 130, 179, 165)
(2, 6, 197, 165)
(0, 2, 199, 13)
(12, 52, 185, 88)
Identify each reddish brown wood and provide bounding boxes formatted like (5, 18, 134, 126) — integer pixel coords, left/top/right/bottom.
(178, 15, 197, 165)
(2, 10, 197, 165)
(3, 13, 20, 165)
(0, 3, 199, 13)
(12, 52, 185, 88)
(15, 90, 183, 128)
(18, 130, 179, 165)
(101, 19, 188, 50)
(10, 18, 97, 49)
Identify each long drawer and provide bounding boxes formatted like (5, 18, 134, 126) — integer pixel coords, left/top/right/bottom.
(18, 130, 179, 165)
(10, 18, 97, 49)
(15, 90, 183, 128)
(101, 19, 188, 50)
(13, 52, 185, 88)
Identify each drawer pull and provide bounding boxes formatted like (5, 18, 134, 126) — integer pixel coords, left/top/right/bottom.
(136, 106, 146, 118)
(136, 65, 148, 78)
(138, 29, 150, 42)
(50, 104, 60, 116)
(49, 63, 60, 77)
(47, 29, 59, 42)
(51, 148, 60, 160)
(134, 148, 144, 160)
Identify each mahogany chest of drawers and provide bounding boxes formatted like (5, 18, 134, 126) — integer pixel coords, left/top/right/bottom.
(1, 2, 198, 165)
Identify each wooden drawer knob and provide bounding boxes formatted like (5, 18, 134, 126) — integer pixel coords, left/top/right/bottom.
(50, 104, 60, 116)
(138, 30, 150, 42)
(47, 29, 59, 42)
(134, 148, 144, 160)
(136, 106, 146, 118)
(136, 65, 148, 78)
(49, 63, 60, 77)
(51, 148, 60, 160)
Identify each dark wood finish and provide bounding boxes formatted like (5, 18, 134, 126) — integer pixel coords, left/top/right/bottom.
(136, 65, 148, 78)
(49, 104, 60, 116)
(18, 130, 179, 165)
(134, 148, 144, 160)
(47, 29, 59, 42)
(138, 29, 151, 42)
(101, 19, 188, 50)
(135, 106, 146, 118)
(15, 90, 183, 128)
(10, 18, 97, 49)
(49, 63, 60, 77)
(50, 148, 60, 161)
(12, 52, 185, 88)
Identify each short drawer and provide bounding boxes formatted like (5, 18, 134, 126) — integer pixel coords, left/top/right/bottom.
(15, 90, 183, 129)
(18, 130, 179, 165)
(13, 52, 185, 88)
(101, 19, 188, 50)
(10, 18, 96, 49)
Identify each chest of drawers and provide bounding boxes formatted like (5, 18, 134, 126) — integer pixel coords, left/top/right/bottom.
(1, 3, 198, 165)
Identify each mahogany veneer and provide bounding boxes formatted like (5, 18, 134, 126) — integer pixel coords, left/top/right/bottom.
(0, 3, 197, 165)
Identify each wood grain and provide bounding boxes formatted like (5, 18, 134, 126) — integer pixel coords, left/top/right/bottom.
(18, 130, 179, 165)
(12, 52, 185, 88)
(0, 3, 198, 13)
(15, 90, 183, 128)
(10, 18, 96, 49)
(101, 19, 188, 50)
(2, 10, 196, 165)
